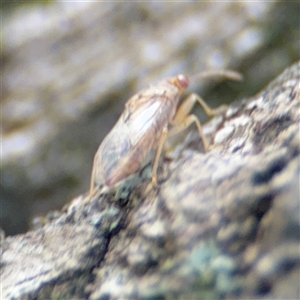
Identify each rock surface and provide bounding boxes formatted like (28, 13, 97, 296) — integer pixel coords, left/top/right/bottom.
(1, 61, 299, 299)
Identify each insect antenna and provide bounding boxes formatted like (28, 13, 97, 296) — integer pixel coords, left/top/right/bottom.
(189, 69, 243, 84)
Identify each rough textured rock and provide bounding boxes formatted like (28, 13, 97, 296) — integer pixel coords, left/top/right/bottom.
(2, 2, 299, 235)
(1, 62, 299, 299)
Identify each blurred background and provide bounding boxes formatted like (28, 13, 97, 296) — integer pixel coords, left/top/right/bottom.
(1, 2, 299, 235)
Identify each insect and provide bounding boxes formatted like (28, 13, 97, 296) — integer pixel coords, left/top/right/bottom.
(88, 69, 242, 199)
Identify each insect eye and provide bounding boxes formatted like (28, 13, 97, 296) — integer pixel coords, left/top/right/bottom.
(177, 74, 189, 89)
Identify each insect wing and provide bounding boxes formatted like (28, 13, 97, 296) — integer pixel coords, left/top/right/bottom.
(125, 94, 167, 147)
(98, 94, 167, 186)
(97, 118, 132, 185)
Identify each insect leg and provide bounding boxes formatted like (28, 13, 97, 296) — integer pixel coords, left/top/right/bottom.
(170, 114, 209, 150)
(174, 93, 227, 120)
(152, 127, 168, 187)
(170, 93, 225, 150)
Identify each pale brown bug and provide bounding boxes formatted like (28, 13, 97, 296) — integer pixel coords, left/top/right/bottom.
(88, 70, 242, 199)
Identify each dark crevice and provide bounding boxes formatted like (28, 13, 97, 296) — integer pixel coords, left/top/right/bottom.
(256, 280, 272, 296)
(253, 114, 293, 148)
(251, 193, 274, 221)
(252, 157, 287, 186)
